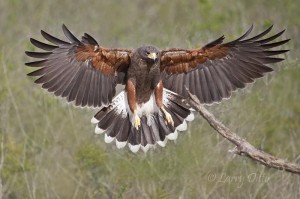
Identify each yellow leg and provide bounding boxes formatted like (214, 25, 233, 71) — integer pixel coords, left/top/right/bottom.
(161, 107, 174, 126)
(133, 111, 141, 130)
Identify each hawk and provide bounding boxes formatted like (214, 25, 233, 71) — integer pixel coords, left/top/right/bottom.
(25, 25, 289, 152)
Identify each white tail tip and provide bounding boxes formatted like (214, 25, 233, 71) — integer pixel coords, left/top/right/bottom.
(166, 130, 178, 140)
(128, 144, 140, 153)
(157, 139, 167, 147)
(186, 112, 195, 122)
(116, 140, 127, 149)
(104, 134, 114, 143)
(91, 117, 99, 124)
(141, 144, 152, 152)
(176, 120, 187, 131)
(95, 126, 105, 134)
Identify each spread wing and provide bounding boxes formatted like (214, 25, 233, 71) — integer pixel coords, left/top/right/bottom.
(160, 25, 290, 104)
(25, 25, 132, 107)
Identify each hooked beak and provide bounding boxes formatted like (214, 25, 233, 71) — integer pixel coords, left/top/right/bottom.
(148, 52, 157, 62)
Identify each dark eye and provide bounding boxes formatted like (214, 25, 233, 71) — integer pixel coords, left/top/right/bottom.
(146, 51, 150, 55)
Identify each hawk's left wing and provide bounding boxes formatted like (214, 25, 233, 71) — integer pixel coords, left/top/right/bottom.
(160, 25, 289, 104)
(25, 25, 132, 108)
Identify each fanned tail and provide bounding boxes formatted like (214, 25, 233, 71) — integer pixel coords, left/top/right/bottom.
(91, 89, 194, 153)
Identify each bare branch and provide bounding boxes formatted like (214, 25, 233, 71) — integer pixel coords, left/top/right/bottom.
(185, 90, 300, 175)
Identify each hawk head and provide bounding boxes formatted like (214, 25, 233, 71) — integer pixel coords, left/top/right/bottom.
(137, 45, 160, 64)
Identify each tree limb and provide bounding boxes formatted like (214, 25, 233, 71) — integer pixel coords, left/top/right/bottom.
(185, 91, 300, 175)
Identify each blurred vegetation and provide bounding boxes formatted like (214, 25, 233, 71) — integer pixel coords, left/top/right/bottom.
(0, 0, 299, 198)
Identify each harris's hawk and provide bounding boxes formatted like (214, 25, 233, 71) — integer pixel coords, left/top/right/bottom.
(25, 25, 289, 152)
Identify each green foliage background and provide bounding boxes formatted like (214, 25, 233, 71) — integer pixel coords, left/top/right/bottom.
(0, 0, 299, 198)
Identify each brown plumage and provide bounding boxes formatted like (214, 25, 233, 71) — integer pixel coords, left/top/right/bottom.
(25, 24, 289, 152)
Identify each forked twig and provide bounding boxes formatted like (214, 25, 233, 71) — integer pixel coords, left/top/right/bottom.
(185, 90, 300, 175)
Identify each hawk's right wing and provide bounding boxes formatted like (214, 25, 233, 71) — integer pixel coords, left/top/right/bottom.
(160, 25, 289, 104)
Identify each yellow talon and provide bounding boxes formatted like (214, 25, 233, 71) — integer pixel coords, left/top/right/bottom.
(161, 107, 174, 126)
(133, 113, 141, 130)
(165, 112, 174, 126)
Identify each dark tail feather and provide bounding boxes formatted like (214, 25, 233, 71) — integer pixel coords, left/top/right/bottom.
(91, 90, 194, 153)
